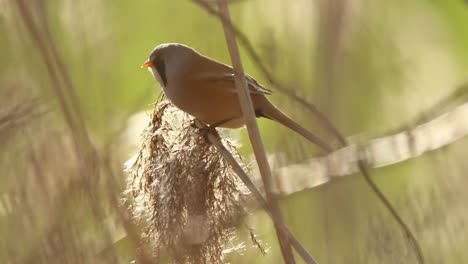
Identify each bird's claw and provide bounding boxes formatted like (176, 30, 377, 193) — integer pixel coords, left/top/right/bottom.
(191, 120, 220, 144)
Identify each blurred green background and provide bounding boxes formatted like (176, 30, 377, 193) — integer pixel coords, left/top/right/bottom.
(2, 0, 468, 263)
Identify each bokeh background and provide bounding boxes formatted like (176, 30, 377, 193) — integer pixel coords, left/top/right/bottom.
(2, 0, 468, 263)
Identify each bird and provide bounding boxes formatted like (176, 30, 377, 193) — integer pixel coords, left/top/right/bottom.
(142, 43, 330, 151)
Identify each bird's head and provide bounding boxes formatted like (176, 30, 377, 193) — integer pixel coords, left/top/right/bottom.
(141, 43, 198, 87)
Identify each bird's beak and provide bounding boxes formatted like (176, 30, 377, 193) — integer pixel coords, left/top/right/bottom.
(141, 60, 153, 68)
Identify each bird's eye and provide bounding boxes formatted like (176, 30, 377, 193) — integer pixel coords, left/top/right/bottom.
(153, 56, 167, 86)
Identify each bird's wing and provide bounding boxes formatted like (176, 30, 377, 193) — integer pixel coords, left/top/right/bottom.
(194, 72, 272, 95)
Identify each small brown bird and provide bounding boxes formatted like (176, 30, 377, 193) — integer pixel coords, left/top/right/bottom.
(142, 43, 328, 149)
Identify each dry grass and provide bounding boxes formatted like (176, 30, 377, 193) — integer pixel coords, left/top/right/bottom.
(3, 0, 467, 263)
(0, 87, 102, 263)
(125, 101, 251, 263)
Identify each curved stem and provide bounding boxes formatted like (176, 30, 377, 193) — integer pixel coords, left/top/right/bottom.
(193, 1, 424, 263)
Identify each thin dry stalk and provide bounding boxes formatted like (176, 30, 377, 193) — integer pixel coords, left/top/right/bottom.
(192, 0, 344, 146)
(215, 0, 297, 263)
(14, 2, 123, 262)
(192, 2, 424, 262)
(314, 1, 349, 261)
(315, 1, 424, 262)
(16, 0, 94, 158)
(193, 119, 318, 264)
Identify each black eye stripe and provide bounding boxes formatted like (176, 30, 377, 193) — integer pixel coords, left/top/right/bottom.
(154, 56, 167, 86)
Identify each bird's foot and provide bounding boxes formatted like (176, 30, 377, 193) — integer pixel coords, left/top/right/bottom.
(191, 120, 220, 144)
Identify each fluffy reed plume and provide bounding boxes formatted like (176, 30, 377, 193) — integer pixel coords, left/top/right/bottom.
(125, 101, 251, 263)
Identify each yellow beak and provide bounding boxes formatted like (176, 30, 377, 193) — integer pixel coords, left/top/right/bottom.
(141, 60, 153, 68)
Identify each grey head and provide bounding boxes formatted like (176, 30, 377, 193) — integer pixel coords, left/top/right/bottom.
(145, 43, 199, 87)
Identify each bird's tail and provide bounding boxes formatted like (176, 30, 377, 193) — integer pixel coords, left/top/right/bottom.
(260, 101, 332, 152)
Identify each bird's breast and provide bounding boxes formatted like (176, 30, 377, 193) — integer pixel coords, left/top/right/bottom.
(163, 77, 249, 128)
